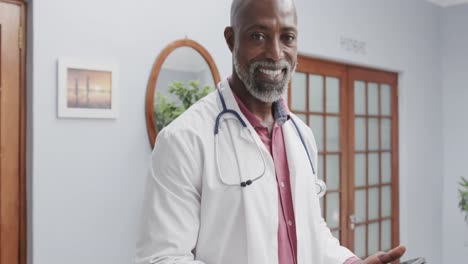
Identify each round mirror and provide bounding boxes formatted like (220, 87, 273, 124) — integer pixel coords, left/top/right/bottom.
(146, 39, 221, 147)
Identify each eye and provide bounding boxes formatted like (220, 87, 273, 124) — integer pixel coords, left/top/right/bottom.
(282, 34, 296, 43)
(251, 32, 265, 41)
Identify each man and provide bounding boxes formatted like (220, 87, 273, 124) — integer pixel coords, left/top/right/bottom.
(135, 0, 406, 263)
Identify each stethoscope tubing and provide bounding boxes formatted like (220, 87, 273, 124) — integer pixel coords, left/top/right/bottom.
(290, 118, 316, 175)
(214, 88, 326, 197)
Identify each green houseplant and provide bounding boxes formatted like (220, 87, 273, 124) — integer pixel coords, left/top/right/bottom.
(154, 80, 213, 132)
(459, 176, 468, 222)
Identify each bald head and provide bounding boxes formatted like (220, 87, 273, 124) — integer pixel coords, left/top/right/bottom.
(230, 0, 297, 28)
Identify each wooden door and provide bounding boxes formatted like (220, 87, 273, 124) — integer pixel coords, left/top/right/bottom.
(289, 58, 350, 245)
(289, 56, 399, 259)
(347, 67, 399, 259)
(0, 1, 26, 264)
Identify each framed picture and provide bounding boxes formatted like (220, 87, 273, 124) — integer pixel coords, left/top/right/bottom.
(58, 58, 119, 119)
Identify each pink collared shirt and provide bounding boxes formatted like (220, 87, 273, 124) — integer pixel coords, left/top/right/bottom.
(233, 94, 297, 264)
(233, 94, 361, 264)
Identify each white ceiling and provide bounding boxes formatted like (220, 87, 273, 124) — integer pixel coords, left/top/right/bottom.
(426, 0, 468, 7)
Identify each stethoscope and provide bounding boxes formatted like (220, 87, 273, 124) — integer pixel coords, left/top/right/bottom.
(214, 88, 327, 198)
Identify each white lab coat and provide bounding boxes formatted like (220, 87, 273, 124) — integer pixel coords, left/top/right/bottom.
(135, 79, 356, 264)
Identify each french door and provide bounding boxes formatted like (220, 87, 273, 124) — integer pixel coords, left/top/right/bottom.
(289, 57, 399, 259)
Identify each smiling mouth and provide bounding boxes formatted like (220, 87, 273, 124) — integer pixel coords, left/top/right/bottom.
(256, 67, 287, 81)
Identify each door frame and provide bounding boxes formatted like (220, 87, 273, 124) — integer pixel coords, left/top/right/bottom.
(1, 0, 27, 263)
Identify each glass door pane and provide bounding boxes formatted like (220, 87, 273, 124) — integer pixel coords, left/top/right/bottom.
(354, 225, 366, 258)
(326, 77, 340, 113)
(309, 115, 324, 151)
(309, 74, 324, 112)
(326, 117, 340, 151)
(291, 73, 307, 112)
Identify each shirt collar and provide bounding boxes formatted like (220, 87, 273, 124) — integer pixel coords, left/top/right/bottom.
(232, 92, 291, 127)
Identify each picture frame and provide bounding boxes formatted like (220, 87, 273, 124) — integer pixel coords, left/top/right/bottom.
(57, 58, 119, 119)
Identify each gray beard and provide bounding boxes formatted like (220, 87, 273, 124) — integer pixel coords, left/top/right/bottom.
(234, 57, 295, 103)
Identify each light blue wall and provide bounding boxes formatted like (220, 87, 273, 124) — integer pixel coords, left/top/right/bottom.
(441, 4, 468, 263)
(29, 0, 448, 264)
(296, 1, 443, 262)
(29, 1, 231, 264)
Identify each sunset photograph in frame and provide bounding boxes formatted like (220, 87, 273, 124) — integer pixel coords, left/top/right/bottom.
(58, 59, 119, 118)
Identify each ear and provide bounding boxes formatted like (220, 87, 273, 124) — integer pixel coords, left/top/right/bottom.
(224, 26, 235, 52)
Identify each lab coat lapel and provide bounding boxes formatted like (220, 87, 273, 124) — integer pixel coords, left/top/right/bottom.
(216, 80, 278, 264)
(282, 119, 312, 215)
(282, 118, 317, 264)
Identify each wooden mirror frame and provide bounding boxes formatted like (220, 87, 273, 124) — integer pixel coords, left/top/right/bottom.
(145, 39, 221, 147)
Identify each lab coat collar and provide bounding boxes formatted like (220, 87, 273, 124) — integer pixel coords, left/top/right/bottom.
(216, 79, 243, 121)
(216, 78, 275, 156)
(217, 78, 290, 126)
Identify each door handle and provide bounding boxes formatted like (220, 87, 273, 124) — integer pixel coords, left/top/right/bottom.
(349, 214, 356, 230)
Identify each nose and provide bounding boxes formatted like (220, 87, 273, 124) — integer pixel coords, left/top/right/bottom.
(265, 38, 283, 61)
